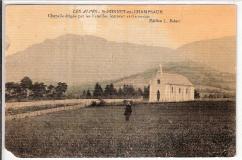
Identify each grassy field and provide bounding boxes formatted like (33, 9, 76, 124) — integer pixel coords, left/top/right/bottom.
(5, 100, 235, 157)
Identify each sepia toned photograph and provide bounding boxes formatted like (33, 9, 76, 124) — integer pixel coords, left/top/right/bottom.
(4, 4, 236, 157)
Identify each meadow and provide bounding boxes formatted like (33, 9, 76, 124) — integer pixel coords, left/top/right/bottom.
(5, 100, 235, 157)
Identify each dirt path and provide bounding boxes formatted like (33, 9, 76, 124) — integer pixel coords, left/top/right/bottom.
(5, 99, 143, 121)
(5, 103, 89, 121)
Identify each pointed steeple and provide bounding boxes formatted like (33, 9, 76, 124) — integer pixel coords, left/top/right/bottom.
(157, 64, 163, 75)
(159, 64, 163, 73)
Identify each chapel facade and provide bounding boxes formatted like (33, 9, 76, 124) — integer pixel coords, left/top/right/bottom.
(149, 65, 194, 102)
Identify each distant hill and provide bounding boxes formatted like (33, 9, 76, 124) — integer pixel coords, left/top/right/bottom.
(6, 34, 179, 85)
(113, 61, 235, 91)
(176, 36, 236, 73)
(67, 61, 235, 97)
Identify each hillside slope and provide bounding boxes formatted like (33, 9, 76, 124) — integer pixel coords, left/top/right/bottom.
(68, 61, 235, 97)
(176, 36, 236, 73)
(6, 34, 178, 85)
(113, 61, 235, 91)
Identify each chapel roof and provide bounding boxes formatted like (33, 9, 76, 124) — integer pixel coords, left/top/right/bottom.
(157, 72, 193, 86)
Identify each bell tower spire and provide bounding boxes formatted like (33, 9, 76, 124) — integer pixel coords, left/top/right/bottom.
(159, 64, 163, 74)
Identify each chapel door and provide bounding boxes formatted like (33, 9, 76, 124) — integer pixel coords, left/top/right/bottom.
(157, 90, 160, 102)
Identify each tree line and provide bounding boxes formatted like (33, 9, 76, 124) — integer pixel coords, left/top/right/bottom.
(6, 76, 68, 101)
(5, 77, 150, 101)
(80, 83, 150, 99)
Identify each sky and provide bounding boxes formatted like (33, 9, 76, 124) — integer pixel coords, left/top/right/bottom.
(5, 5, 236, 56)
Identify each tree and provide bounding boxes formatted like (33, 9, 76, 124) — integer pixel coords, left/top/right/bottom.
(104, 83, 117, 98)
(32, 82, 47, 99)
(20, 76, 33, 89)
(137, 88, 143, 97)
(20, 76, 33, 98)
(86, 89, 92, 98)
(93, 83, 103, 98)
(81, 90, 86, 98)
(6, 82, 16, 99)
(122, 84, 136, 97)
(5, 82, 22, 100)
(117, 87, 123, 97)
(104, 84, 110, 97)
(55, 82, 68, 98)
(5, 76, 71, 101)
(46, 84, 55, 98)
(109, 83, 117, 96)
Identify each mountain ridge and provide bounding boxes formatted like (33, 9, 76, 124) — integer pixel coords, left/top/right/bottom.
(6, 34, 178, 84)
(6, 34, 236, 94)
(176, 36, 236, 73)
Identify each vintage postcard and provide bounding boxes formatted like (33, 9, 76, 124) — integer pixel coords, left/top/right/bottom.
(3, 4, 236, 158)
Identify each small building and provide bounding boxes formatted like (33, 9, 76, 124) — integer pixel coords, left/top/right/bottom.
(149, 65, 194, 102)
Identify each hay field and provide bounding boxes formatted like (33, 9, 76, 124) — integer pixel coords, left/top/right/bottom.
(6, 100, 235, 157)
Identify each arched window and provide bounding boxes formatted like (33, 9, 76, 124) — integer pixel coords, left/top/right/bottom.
(179, 88, 181, 94)
(157, 79, 160, 84)
(171, 86, 173, 93)
(186, 88, 188, 94)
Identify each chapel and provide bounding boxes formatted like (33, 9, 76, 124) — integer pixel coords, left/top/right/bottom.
(149, 65, 194, 102)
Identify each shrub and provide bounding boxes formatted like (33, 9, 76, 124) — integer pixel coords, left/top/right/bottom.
(99, 99, 106, 106)
(91, 101, 97, 106)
